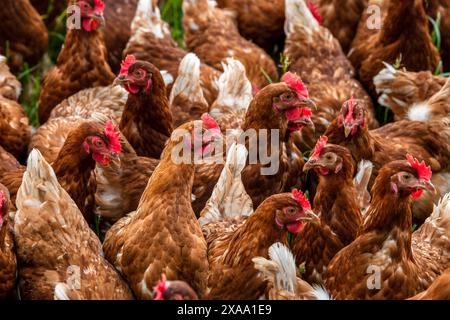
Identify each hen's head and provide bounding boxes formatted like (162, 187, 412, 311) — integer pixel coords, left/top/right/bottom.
(167, 114, 223, 161)
(337, 97, 367, 137)
(250, 72, 315, 132)
(153, 274, 198, 300)
(0, 185, 9, 228)
(275, 72, 315, 131)
(303, 136, 354, 178)
(81, 120, 122, 165)
(74, 0, 105, 31)
(376, 155, 435, 199)
(274, 189, 314, 234)
(114, 55, 164, 95)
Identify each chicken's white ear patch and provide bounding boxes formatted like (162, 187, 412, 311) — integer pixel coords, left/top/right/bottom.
(407, 103, 430, 122)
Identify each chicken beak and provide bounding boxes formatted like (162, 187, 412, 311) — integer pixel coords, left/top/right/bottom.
(303, 209, 319, 222)
(92, 14, 106, 27)
(113, 75, 128, 86)
(303, 159, 318, 172)
(419, 180, 436, 194)
(344, 125, 352, 138)
(303, 99, 317, 111)
(300, 116, 315, 130)
(109, 153, 121, 169)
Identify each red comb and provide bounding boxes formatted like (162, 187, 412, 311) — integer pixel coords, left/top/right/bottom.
(307, 1, 322, 24)
(310, 135, 328, 160)
(406, 154, 432, 182)
(201, 113, 220, 130)
(344, 96, 355, 123)
(153, 274, 167, 300)
(292, 189, 311, 210)
(105, 120, 122, 154)
(119, 55, 136, 76)
(93, 0, 105, 13)
(281, 72, 309, 99)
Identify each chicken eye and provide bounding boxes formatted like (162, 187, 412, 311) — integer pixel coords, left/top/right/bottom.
(95, 140, 104, 147)
(286, 207, 296, 215)
(403, 174, 411, 180)
(326, 154, 333, 160)
(283, 93, 293, 100)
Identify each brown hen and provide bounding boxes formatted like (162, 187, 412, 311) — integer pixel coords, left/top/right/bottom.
(124, 0, 220, 105)
(183, 0, 279, 91)
(38, 0, 114, 124)
(325, 159, 450, 299)
(0, 184, 16, 299)
(14, 150, 133, 300)
(103, 118, 220, 299)
(0, 0, 48, 71)
(292, 141, 362, 284)
(349, 0, 440, 95)
(284, 0, 377, 150)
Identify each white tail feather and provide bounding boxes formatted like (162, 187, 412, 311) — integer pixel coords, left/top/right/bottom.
(199, 143, 253, 225)
(16, 149, 60, 206)
(169, 53, 205, 104)
(211, 58, 252, 112)
(353, 160, 373, 213)
(284, 0, 320, 37)
(425, 193, 450, 223)
(131, 0, 170, 38)
(54, 283, 71, 300)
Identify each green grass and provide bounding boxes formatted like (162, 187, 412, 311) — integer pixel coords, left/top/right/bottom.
(161, 0, 184, 47)
(13, 2, 66, 128)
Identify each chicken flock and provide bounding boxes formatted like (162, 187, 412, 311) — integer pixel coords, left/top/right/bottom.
(0, 0, 450, 300)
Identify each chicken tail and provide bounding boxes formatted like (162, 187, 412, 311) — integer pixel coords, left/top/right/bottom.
(413, 78, 450, 121)
(374, 63, 449, 121)
(210, 58, 252, 114)
(252, 242, 333, 300)
(131, 0, 170, 38)
(169, 53, 206, 106)
(199, 143, 253, 226)
(414, 193, 450, 253)
(353, 160, 373, 214)
(284, 0, 320, 37)
(16, 149, 60, 208)
(252, 242, 298, 294)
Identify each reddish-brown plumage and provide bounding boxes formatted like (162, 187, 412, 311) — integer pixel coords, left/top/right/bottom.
(14, 150, 133, 300)
(123, 0, 220, 105)
(0, 184, 16, 299)
(313, 0, 367, 53)
(38, 0, 114, 124)
(102, 0, 139, 72)
(239, 82, 313, 209)
(205, 193, 311, 299)
(0, 0, 48, 71)
(325, 100, 450, 188)
(116, 59, 173, 159)
(183, 0, 279, 90)
(103, 120, 214, 299)
(0, 121, 122, 224)
(292, 144, 362, 284)
(284, 0, 377, 150)
(215, 0, 285, 52)
(409, 267, 450, 300)
(325, 160, 449, 299)
(349, 0, 440, 95)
